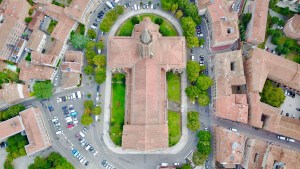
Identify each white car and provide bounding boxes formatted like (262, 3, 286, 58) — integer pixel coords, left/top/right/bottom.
(91, 25, 98, 30)
(57, 97, 62, 103)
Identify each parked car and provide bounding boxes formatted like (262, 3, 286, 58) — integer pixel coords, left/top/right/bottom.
(229, 127, 237, 131)
(277, 135, 286, 140)
(296, 108, 300, 111)
(286, 138, 295, 143)
(0, 142, 8, 148)
(48, 105, 54, 112)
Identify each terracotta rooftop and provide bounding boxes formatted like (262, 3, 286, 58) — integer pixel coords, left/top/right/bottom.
(242, 139, 268, 169)
(60, 72, 80, 89)
(283, 14, 300, 40)
(0, 116, 24, 140)
(246, 0, 269, 45)
(207, 0, 239, 47)
(64, 51, 83, 63)
(0, 83, 30, 106)
(19, 107, 51, 155)
(64, 0, 89, 22)
(28, 11, 45, 31)
(264, 144, 300, 169)
(108, 17, 186, 151)
(61, 51, 83, 73)
(213, 50, 248, 123)
(197, 0, 211, 10)
(19, 60, 55, 81)
(1, 0, 31, 22)
(27, 30, 46, 51)
(51, 14, 76, 43)
(44, 3, 63, 19)
(244, 48, 300, 92)
(215, 126, 246, 166)
(31, 51, 55, 66)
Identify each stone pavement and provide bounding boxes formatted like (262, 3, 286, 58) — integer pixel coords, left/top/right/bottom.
(101, 9, 189, 154)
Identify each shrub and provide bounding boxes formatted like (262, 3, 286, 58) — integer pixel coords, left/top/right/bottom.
(131, 16, 140, 25)
(154, 17, 163, 25)
(260, 80, 285, 107)
(159, 25, 170, 36)
(24, 17, 33, 23)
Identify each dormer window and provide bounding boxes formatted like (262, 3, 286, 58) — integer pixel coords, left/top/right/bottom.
(230, 62, 235, 71)
(227, 27, 234, 34)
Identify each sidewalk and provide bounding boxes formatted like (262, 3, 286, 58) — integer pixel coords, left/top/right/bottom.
(101, 9, 189, 154)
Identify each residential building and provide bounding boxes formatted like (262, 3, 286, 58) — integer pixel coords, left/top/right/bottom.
(205, 0, 239, 50)
(211, 50, 248, 123)
(241, 139, 268, 169)
(51, 14, 77, 44)
(196, 0, 211, 15)
(0, 116, 24, 140)
(19, 60, 55, 81)
(64, 0, 102, 25)
(0, 83, 30, 107)
(244, 48, 300, 140)
(215, 126, 246, 168)
(246, 0, 269, 45)
(19, 107, 51, 156)
(26, 29, 47, 52)
(283, 14, 300, 41)
(108, 17, 186, 151)
(60, 51, 83, 89)
(0, 0, 31, 22)
(0, 107, 51, 156)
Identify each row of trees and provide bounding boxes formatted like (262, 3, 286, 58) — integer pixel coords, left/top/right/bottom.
(28, 152, 74, 169)
(193, 131, 212, 165)
(185, 61, 212, 106)
(260, 80, 285, 108)
(0, 104, 25, 122)
(4, 134, 28, 168)
(239, 13, 252, 41)
(187, 111, 200, 131)
(161, 0, 202, 48)
(32, 80, 53, 99)
(100, 6, 124, 32)
(81, 100, 102, 126)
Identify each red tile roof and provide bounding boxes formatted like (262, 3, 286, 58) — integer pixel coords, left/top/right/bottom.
(0, 116, 24, 140)
(283, 14, 300, 40)
(19, 60, 55, 81)
(0, 83, 30, 105)
(51, 14, 76, 43)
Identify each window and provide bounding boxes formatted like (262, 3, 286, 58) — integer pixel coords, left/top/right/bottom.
(254, 153, 259, 162)
(230, 62, 235, 71)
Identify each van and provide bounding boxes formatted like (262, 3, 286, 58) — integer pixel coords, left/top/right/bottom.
(277, 135, 286, 140)
(191, 54, 195, 61)
(76, 91, 81, 99)
(229, 127, 237, 132)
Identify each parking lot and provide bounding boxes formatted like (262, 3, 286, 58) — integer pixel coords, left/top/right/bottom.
(280, 90, 300, 119)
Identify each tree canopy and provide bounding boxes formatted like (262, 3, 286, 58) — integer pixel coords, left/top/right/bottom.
(196, 75, 213, 91)
(95, 68, 106, 84)
(28, 152, 74, 169)
(84, 65, 94, 75)
(100, 6, 124, 32)
(198, 92, 210, 106)
(186, 61, 200, 82)
(187, 111, 200, 131)
(260, 80, 285, 107)
(0, 104, 25, 121)
(81, 113, 93, 126)
(185, 86, 201, 102)
(93, 55, 106, 67)
(33, 81, 53, 99)
(70, 33, 89, 50)
(93, 106, 102, 115)
(87, 29, 97, 39)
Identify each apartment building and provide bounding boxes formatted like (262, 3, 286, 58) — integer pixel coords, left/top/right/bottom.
(246, 0, 269, 45)
(205, 0, 239, 50)
(283, 14, 300, 41)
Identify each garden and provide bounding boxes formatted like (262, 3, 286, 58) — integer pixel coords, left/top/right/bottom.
(47, 20, 58, 34)
(117, 14, 177, 37)
(168, 110, 181, 146)
(110, 73, 126, 146)
(167, 72, 181, 103)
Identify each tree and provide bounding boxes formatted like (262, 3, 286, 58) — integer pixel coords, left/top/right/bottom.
(154, 17, 163, 25)
(87, 29, 97, 39)
(186, 36, 199, 48)
(198, 38, 205, 46)
(196, 75, 213, 90)
(185, 86, 201, 102)
(193, 151, 207, 166)
(93, 55, 106, 67)
(177, 0, 189, 8)
(84, 65, 94, 75)
(277, 19, 285, 26)
(25, 17, 33, 23)
(186, 61, 201, 82)
(267, 28, 276, 36)
(281, 47, 290, 54)
(260, 80, 285, 107)
(29, 152, 75, 169)
(131, 16, 140, 25)
(176, 10, 183, 19)
(4, 159, 14, 169)
(181, 164, 192, 169)
(171, 3, 178, 13)
(81, 113, 93, 126)
(96, 41, 104, 50)
(181, 17, 196, 37)
(159, 25, 170, 36)
(271, 36, 280, 45)
(70, 33, 89, 50)
(95, 68, 106, 84)
(187, 111, 200, 131)
(33, 81, 53, 99)
(271, 16, 279, 24)
(198, 92, 210, 106)
(85, 41, 96, 50)
(281, 7, 290, 16)
(242, 13, 252, 25)
(92, 106, 102, 115)
(197, 130, 211, 142)
(85, 50, 97, 65)
(84, 100, 94, 110)
(197, 140, 212, 155)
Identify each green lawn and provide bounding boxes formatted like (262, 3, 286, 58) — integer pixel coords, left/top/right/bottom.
(168, 110, 181, 147)
(286, 52, 300, 64)
(117, 14, 177, 37)
(47, 20, 58, 33)
(167, 72, 181, 103)
(110, 75, 126, 146)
